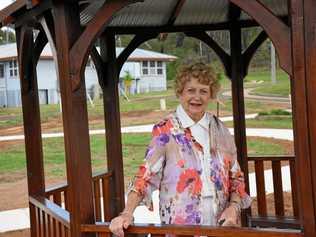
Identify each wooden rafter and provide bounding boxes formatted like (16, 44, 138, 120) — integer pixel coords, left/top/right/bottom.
(166, 0, 186, 25)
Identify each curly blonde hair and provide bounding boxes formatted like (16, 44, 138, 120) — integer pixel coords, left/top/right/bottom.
(175, 62, 220, 100)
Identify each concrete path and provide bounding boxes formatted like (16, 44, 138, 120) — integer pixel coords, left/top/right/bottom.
(0, 114, 294, 232)
(222, 88, 291, 103)
(1, 113, 292, 142)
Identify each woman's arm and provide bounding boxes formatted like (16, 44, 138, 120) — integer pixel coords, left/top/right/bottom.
(109, 191, 142, 237)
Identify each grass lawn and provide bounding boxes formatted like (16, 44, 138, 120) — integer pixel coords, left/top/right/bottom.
(0, 133, 292, 185)
(224, 116, 293, 129)
(245, 70, 290, 97)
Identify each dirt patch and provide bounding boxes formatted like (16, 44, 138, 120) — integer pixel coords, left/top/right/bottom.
(251, 192, 294, 216)
(0, 229, 30, 237)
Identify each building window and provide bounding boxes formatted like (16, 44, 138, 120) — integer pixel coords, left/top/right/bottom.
(141, 61, 164, 76)
(142, 61, 148, 75)
(157, 61, 163, 75)
(9, 60, 18, 77)
(0, 64, 4, 78)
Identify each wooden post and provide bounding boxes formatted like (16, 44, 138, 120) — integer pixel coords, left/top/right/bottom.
(100, 32, 125, 219)
(230, 23, 250, 226)
(289, 0, 316, 236)
(16, 26, 45, 237)
(52, 2, 95, 236)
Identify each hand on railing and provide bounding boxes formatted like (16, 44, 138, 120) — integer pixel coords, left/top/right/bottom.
(109, 212, 134, 237)
(218, 203, 240, 227)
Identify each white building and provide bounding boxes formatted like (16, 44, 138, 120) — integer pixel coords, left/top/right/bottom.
(0, 43, 176, 107)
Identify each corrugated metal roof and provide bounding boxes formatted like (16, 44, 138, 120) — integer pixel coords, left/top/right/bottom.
(174, 0, 229, 26)
(78, 0, 288, 28)
(0, 0, 289, 29)
(0, 43, 177, 61)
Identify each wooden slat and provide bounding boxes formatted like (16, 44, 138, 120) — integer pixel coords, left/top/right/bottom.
(43, 211, 47, 237)
(81, 223, 303, 237)
(52, 218, 57, 237)
(272, 161, 285, 216)
(29, 204, 38, 237)
(47, 213, 52, 237)
(35, 206, 40, 237)
(290, 160, 299, 217)
(94, 179, 102, 221)
(102, 177, 111, 221)
(38, 207, 43, 237)
(254, 160, 267, 216)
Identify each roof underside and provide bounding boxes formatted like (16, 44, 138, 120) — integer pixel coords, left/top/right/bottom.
(1, 0, 288, 31)
(80, 0, 288, 28)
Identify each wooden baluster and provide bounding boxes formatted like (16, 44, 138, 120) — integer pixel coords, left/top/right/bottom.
(53, 192, 62, 206)
(42, 211, 47, 237)
(102, 176, 111, 221)
(255, 160, 267, 216)
(38, 208, 42, 237)
(30, 204, 38, 237)
(58, 222, 63, 237)
(272, 160, 285, 216)
(94, 179, 102, 221)
(290, 160, 299, 217)
(52, 218, 57, 237)
(47, 214, 51, 237)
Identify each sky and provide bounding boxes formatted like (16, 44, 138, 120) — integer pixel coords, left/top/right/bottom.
(0, 0, 16, 11)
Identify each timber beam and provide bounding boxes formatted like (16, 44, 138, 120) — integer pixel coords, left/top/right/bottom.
(229, 0, 292, 76)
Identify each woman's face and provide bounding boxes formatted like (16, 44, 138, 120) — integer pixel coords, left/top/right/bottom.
(179, 78, 211, 122)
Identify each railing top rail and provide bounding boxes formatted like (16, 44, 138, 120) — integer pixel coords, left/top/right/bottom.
(29, 196, 70, 228)
(248, 155, 295, 161)
(81, 222, 303, 237)
(45, 170, 113, 195)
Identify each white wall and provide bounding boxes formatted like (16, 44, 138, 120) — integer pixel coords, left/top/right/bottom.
(2, 59, 168, 107)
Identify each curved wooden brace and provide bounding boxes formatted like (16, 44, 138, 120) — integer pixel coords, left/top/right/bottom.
(33, 29, 48, 65)
(90, 46, 106, 90)
(117, 33, 158, 72)
(242, 30, 268, 77)
(39, 12, 57, 60)
(18, 26, 35, 94)
(70, 0, 142, 91)
(185, 31, 232, 79)
(229, 0, 292, 76)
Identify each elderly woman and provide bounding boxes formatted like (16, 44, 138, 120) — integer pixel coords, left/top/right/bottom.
(110, 63, 251, 236)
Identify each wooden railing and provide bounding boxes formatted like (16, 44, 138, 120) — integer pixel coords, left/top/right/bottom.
(29, 196, 70, 237)
(81, 222, 303, 237)
(43, 159, 300, 231)
(247, 155, 300, 229)
(45, 171, 113, 220)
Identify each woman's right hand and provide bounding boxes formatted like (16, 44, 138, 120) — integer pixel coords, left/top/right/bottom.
(109, 213, 133, 237)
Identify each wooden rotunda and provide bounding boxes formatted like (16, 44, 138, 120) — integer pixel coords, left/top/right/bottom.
(0, 0, 315, 237)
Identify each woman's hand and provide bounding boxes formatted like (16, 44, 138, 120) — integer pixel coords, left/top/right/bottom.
(218, 203, 240, 227)
(109, 212, 133, 237)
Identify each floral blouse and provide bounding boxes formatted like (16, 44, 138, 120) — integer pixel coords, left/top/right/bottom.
(128, 112, 252, 225)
